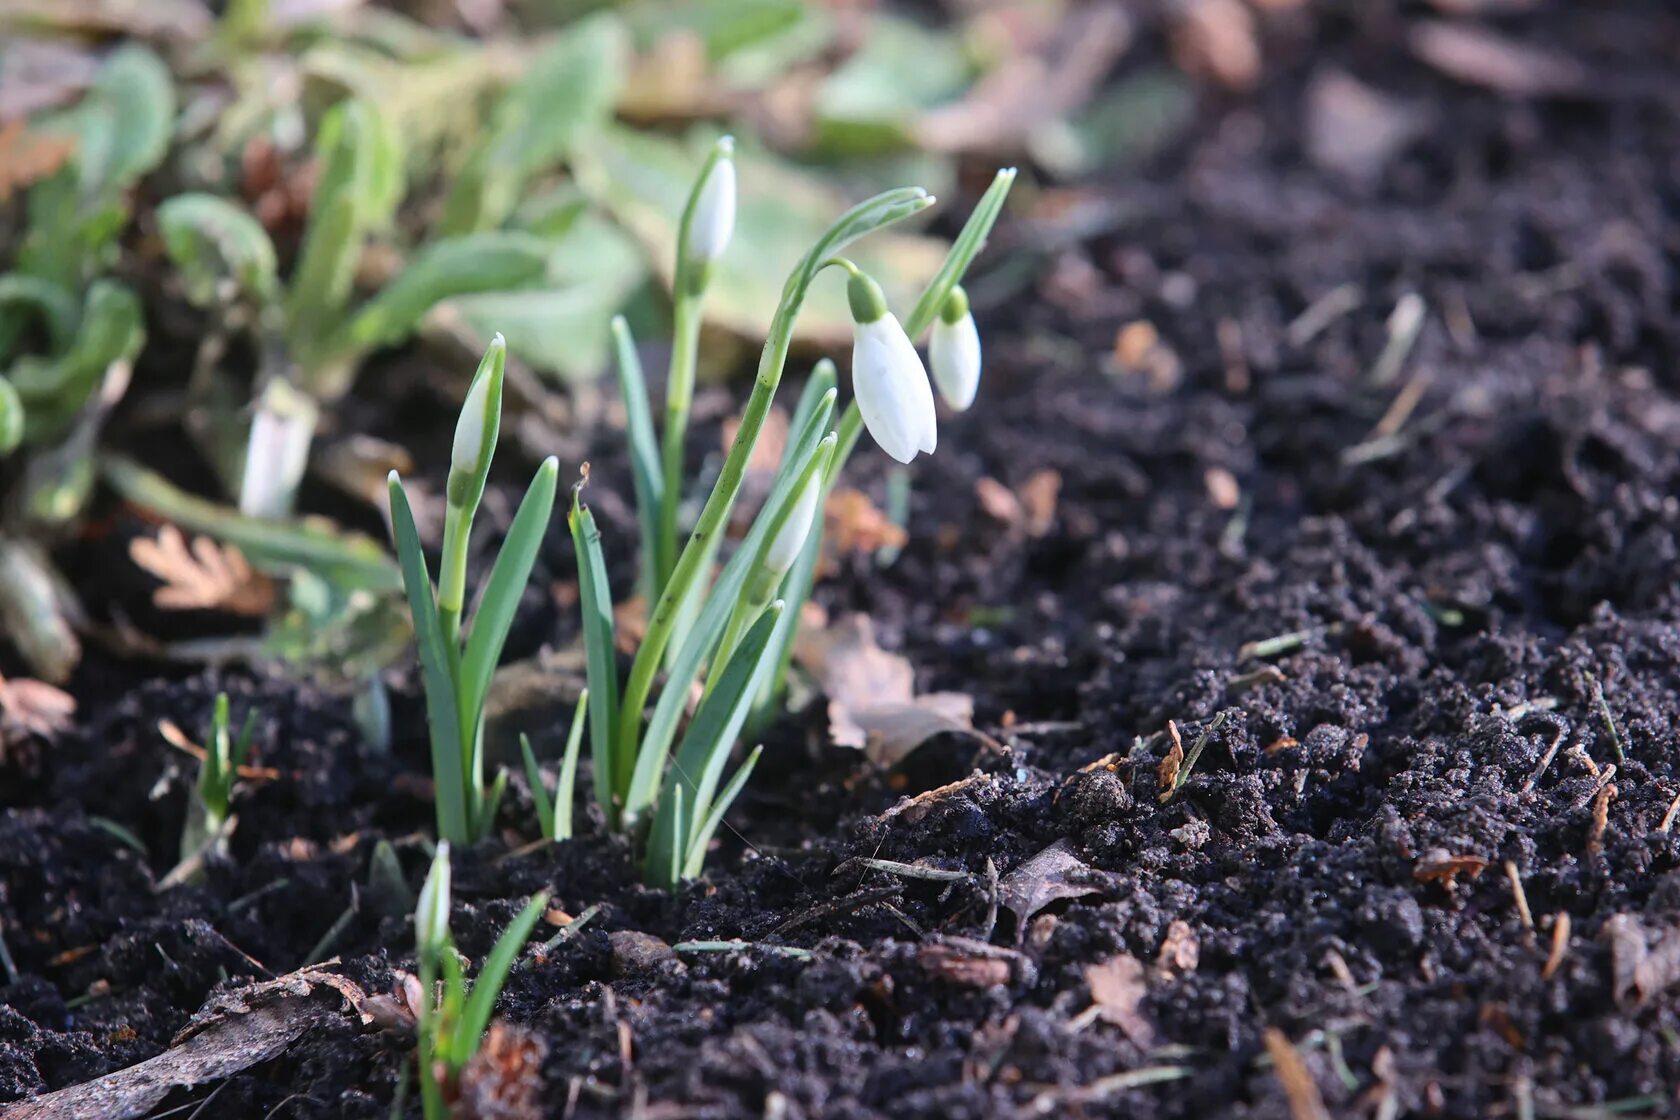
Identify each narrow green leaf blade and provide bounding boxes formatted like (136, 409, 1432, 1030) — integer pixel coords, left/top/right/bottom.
(610, 316, 664, 600)
(458, 890, 550, 1055)
(905, 167, 1017, 337)
(520, 734, 555, 840)
(460, 457, 559, 734)
(556, 691, 588, 841)
(569, 490, 619, 819)
(683, 745, 761, 879)
(388, 475, 469, 844)
(339, 232, 552, 351)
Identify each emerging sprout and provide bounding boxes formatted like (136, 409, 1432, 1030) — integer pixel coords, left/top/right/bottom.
(847, 270, 937, 464)
(929, 285, 981, 411)
(180, 693, 258, 866)
(388, 337, 559, 844)
(412, 843, 548, 1120)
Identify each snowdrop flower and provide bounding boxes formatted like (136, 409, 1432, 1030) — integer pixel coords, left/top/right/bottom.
(415, 841, 451, 958)
(449, 334, 505, 490)
(239, 378, 316, 519)
(929, 285, 981, 411)
(685, 138, 736, 272)
(849, 271, 936, 464)
(763, 452, 826, 577)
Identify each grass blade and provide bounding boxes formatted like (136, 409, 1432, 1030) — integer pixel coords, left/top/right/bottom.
(520, 734, 554, 840)
(556, 691, 588, 841)
(459, 457, 559, 735)
(645, 784, 685, 892)
(683, 746, 760, 879)
(457, 890, 549, 1059)
(388, 476, 469, 844)
(611, 316, 664, 600)
(568, 488, 619, 819)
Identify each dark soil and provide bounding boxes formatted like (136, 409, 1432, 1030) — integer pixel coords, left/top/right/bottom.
(7, 2, 1680, 1117)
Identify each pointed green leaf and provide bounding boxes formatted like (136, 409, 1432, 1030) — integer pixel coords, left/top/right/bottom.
(338, 232, 552, 352)
(157, 193, 281, 308)
(460, 457, 559, 735)
(683, 746, 760, 879)
(555, 691, 588, 841)
(388, 475, 470, 844)
(905, 167, 1016, 337)
(457, 890, 549, 1057)
(520, 733, 555, 840)
(569, 490, 619, 819)
(611, 317, 664, 599)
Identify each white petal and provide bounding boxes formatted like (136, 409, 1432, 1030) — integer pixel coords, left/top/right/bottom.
(687, 158, 736, 266)
(452, 366, 493, 476)
(764, 472, 821, 576)
(852, 315, 937, 464)
(415, 841, 451, 954)
(930, 313, 981, 411)
(239, 382, 316, 519)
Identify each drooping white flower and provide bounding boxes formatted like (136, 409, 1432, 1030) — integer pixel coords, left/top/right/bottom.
(849, 273, 936, 464)
(929, 286, 981, 411)
(763, 465, 824, 577)
(415, 841, 451, 958)
(685, 139, 736, 268)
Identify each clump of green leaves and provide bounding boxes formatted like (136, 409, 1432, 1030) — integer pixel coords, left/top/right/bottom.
(558, 148, 1015, 889)
(412, 842, 548, 1119)
(386, 338, 559, 845)
(180, 692, 259, 864)
(0, 45, 174, 681)
(158, 98, 556, 518)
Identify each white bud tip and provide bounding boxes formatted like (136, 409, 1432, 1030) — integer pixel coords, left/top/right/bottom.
(930, 312, 982, 412)
(763, 472, 822, 577)
(687, 154, 736, 267)
(452, 364, 496, 476)
(852, 315, 938, 464)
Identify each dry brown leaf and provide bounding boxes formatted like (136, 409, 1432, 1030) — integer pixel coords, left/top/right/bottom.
(998, 839, 1109, 930)
(919, 942, 1013, 988)
(129, 526, 274, 616)
(722, 405, 789, 480)
(1157, 919, 1200, 974)
(977, 471, 1060, 539)
(1157, 721, 1185, 798)
(916, 3, 1133, 156)
(1412, 851, 1490, 891)
(1263, 1027, 1331, 1120)
(1085, 955, 1157, 1045)
(455, 1021, 546, 1120)
(0, 673, 75, 747)
(1603, 913, 1680, 1007)
(824, 488, 907, 562)
(1172, 0, 1261, 91)
(0, 119, 75, 203)
(1408, 21, 1586, 97)
(793, 613, 983, 764)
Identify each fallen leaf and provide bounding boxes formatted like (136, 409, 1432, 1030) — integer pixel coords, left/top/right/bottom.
(794, 613, 984, 764)
(824, 488, 908, 562)
(609, 930, 679, 976)
(1085, 954, 1156, 1045)
(0, 673, 75, 748)
(916, 4, 1133, 156)
(1157, 721, 1185, 798)
(976, 471, 1060, 539)
(998, 839, 1109, 929)
(1409, 21, 1586, 97)
(919, 942, 1012, 988)
(1603, 913, 1680, 1006)
(1412, 851, 1490, 891)
(129, 526, 275, 616)
(1157, 920, 1200, 974)
(455, 1021, 546, 1120)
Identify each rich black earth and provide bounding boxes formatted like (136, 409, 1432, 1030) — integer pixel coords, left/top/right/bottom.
(6, 2, 1680, 1117)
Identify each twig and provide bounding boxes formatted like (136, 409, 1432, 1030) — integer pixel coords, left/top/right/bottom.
(301, 885, 359, 967)
(1016, 1065, 1191, 1116)
(845, 858, 970, 883)
(1659, 790, 1680, 833)
(538, 904, 601, 954)
(1369, 292, 1426, 386)
(1172, 710, 1232, 795)
(1542, 913, 1571, 980)
(1287, 283, 1363, 347)
(767, 886, 899, 941)
(1585, 672, 1625, 762)
(1263, 1027, 1331, 1120)
(673, 940, 813, 961)
(1522, 729, 1569, 795)
(1504, 861, 1534, 936)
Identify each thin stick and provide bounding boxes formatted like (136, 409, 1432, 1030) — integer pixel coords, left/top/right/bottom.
(1504, 861, 1535, 934)
(1659, 790, 1680, 833)
(848, 858, 970, 883)
(1542, 912, 1571, 980)
(1585, 672, 1625, 762)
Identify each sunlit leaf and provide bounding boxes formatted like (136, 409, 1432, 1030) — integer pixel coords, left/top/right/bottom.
(157, 193, 281, 309)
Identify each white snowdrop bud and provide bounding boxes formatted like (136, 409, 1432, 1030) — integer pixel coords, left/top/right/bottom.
(764, 463, 824, 578)
(848, 272, 936, 464)
(450, 335, 505, 488)
(415, 841, 452, 959)
(686, 139, 736, 269)
(929, 286, 981, 411)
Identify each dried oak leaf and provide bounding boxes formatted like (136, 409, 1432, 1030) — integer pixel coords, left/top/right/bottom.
(794, 613, 983, 765)
(998, 839, 1110, 930)
(454, 1021, 547, 1120)
(1084, 954, 1156, 1046)
(129, 526, 274, 616)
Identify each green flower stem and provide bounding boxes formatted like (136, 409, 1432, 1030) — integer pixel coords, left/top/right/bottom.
(657, 291, 702, 589)
(436, 505, 470, 646)
(611, 187, 935, 806)
(417, 952, 444, 1120)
